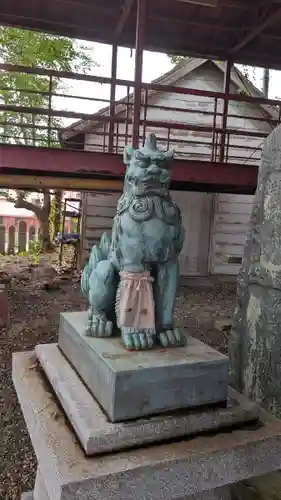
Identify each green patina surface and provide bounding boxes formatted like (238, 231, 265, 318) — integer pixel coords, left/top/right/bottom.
(81, 133, 185, 351)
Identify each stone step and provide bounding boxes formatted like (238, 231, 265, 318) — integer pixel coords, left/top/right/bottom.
(58, 311, 229, 422)
(12, 350, 281, 500)
(36, 343, 259, 456)
(21, 493, 33, 500)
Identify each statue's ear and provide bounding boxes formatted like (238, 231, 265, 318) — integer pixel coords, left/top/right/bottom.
(164, 149, 174, 162)
(123, 145, 134, 166)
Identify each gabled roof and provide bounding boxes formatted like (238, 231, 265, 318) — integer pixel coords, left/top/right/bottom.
(61, 58, 277, 144)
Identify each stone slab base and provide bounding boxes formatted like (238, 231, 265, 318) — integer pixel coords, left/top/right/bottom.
(21, 493, 33, 500)
(36, 343, 259, 456)
(34, 468, 50, 500)
(189, 488, 231, 500)
(231, 472, 281, 500)
(13, 350, 281, 500)
(22, 486, 231, 500)
(58, 311, 229, 422)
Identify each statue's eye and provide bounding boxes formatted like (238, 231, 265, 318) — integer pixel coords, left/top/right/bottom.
(135, 151, 145, 160)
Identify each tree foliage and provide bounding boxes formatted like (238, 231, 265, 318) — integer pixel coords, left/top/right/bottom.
(0, 27, 95, 146)
(0, 27, 96, 250)
(169, 55, 186, 66)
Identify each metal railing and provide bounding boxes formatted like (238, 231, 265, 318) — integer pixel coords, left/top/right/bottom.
(0, 63, 280, 166)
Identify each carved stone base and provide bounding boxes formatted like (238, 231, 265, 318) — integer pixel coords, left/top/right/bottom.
(21, 493, 33, 500)
(58, 311, 229, 422)
(189, 489, 231, 500)
(34, 468, 49, 500)
(22, 485, 231, 500)
(36, 343, 259, 456)
(13, 350, 281, 500)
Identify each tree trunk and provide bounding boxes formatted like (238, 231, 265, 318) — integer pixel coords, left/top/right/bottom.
(41, 191, 53, 252)
(53, 190, 62, 235)
(11, 190, 53, 252)
(40, 219, 53, 252)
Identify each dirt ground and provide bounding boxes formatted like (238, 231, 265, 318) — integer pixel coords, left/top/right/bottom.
(0, 256, 237, 500)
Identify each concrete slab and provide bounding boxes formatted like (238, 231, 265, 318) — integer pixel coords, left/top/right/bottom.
(58, 311, 229, 422)
(21, 483, 231, 500)
(189, 489, 231, 500)
(36, 343, 259, 456)
(34, 468, 50, 500)
(13, 350, 281, 500)
(21, 493, 33, 500)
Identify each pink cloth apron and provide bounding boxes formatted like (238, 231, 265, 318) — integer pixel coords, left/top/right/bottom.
(119, 271, 155, 331)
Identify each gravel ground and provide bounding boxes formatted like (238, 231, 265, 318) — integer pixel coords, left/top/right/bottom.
(0, 259, 237, 499)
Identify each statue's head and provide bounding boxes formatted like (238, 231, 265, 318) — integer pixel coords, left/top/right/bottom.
(123, 133, 174, 196)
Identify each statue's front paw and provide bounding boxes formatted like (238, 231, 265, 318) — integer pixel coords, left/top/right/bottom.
(158, 328, 186, 348)
(86, 315, 113, 338)
(122, 328, 155, 350)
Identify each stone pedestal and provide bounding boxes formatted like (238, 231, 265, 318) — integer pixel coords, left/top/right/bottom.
(58, 311, 229, 422)
(14, 350, 281, 500)
(21, 493, 34, 500)
(33, 468, 49, 500)
(36, 343, 259, 455)
(23, 482, 231, 500)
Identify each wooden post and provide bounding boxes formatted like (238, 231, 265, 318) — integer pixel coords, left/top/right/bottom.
(263, 67, 270, 98)
(132, 0, 146, 149)
(0, 282, 9, 327)
(108, 44, 118, 153)
(219, 59, 232, 163)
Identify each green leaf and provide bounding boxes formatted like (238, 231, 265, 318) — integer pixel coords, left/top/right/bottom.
(0, 27, 98, 147)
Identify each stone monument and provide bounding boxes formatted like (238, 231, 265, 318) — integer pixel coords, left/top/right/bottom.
(229, 123, 281, 415)
(12, 134, 281, 500)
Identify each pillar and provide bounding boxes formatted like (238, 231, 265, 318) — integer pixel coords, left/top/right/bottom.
(26, 223, 30, 252)
(15, 223, 19, 254)
(108, 44, 118, 153)
(219, 59, 232, 163)
(132, 0, 146, 149)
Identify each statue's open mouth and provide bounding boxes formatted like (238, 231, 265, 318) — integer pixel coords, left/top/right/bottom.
(138, 180, 166, 189)
(140, 175, 168, 186)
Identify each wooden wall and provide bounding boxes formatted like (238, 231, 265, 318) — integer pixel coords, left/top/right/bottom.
(81, 62, 270, 276)
(210, 194, 254, 275)
(84, 62, 272, 166)
(80, 190, 213, 277)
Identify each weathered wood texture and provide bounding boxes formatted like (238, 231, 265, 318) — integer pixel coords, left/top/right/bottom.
(84, 63, 272, 165)
(81, 190, 213, 276)
(210, 194, 254, 275)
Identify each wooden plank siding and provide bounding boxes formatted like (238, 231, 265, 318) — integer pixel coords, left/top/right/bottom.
(80, 191, 120, 263)
(210, 193, 254, 275)
(84, 63, 272, 166)
(81, 190, 213, 277)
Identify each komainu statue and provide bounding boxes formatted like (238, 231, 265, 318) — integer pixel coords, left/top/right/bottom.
(81, 133, 185, 350)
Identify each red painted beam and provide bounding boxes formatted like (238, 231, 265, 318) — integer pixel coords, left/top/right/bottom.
(0, 144, 125, 177)
(0, 144, 258, 193)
